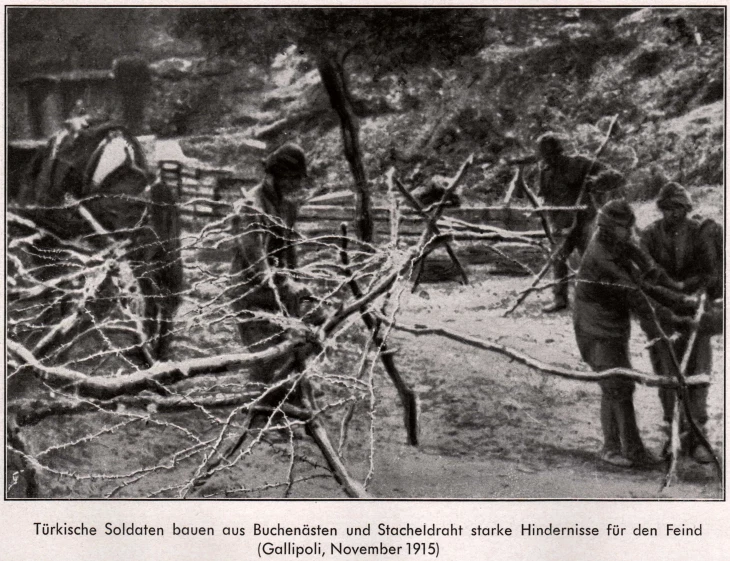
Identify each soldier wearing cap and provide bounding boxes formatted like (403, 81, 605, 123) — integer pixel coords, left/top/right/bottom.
(536, 133, 625, 313)
(640, 182, 715, 463)
(228, 142, 320, 383)
(574, 199, 694, 468)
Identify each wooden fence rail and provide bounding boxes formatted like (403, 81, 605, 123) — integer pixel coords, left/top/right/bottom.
(160, 160, 546, 230)
(160, 160, 556, 271)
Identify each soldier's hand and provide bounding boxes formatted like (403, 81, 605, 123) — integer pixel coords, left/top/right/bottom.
(301, 302, 330, 327)
(673, 314, 699, 331)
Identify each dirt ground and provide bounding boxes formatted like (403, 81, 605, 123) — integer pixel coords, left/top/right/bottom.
(362, 269, 724, 500)
(11, 201, 723, 500)
(173, 257, 723, 500)
(15, 237, 724, 501)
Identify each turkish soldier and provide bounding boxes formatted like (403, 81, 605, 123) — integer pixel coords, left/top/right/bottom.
(537, 133, 624, 312)
(228, 142, 320, 383)
(640, 183, 715, 463)
(574, 199, 694, 468)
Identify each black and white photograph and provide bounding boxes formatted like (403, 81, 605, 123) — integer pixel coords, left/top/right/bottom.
(5, 3, 725, 508)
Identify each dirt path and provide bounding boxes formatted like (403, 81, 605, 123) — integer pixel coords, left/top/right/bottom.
(358, 272, 723, 499)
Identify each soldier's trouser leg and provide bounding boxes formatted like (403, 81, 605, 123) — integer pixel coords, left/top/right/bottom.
(599, 392, 621, 454)
(577, 331, 646, 458)
(610, 390, 645, 460)
(685, 335, 712, 455)
(651, 339, 679, 425)
(599, 377, 644, 460)
(550, 217, 590, 307)
(651, 335, 712, 455)
(551, 257, 570, 305)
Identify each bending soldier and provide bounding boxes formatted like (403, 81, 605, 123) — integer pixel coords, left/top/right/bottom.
(536, 133, 624, 312)
(574, 200, 694, 468)
(640, 183, 715, 463)
(228, 142, 318, 384)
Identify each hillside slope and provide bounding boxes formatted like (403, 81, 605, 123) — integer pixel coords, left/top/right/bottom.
(163, 7, 723, 217)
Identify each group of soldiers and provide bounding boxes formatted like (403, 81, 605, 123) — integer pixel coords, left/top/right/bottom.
(228, 135, 723, 471)
(536, 133, 722, 468)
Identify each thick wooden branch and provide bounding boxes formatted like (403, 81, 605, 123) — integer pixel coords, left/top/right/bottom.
(519, 167, 555, 246)
(429, 154, 475, 223)
(301, 382, 369, 498)
(317, 53, 372, 243)
(392, 173, 468, 288)
(9, 393, 313, 428)
(656, 292, 721, 487)
(503, 168, 520, 205)
(8, 337, 304, 400)
(340, 224, 419, 446)
(440, 217, 545, 246)
(503, 244, 563, 316)
(388, 320, 710, 389)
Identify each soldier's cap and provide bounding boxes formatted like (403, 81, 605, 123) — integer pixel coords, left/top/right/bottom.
(589, 168, 626, 193)
(657, 182, 692, 210)
(536, 132, 564, 154)
(597, 199, 636, 230)
(263, 143, 308, 178)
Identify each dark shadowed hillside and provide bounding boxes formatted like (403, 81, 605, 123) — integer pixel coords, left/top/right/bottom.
(8, 7, 724, 211)
(140, 8, 723, 214)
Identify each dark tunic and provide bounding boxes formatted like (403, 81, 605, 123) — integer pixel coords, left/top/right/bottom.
(229, 181, 301, 315)
(538, 154, 622, 303)
(640, 217, 715, 425)
(574, 233, 677, 341)
(641, 218, 713, 291)
(697, 218, 723, 300)
(538, 154, 608, 230)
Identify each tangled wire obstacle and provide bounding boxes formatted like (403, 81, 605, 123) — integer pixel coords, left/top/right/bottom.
(7, 141, 720, 498)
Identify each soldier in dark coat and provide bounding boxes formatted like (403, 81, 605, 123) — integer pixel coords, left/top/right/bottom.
(228, 143, 318, 383)
(574, 200, 694, 468)
(537, 133, 625, 313)
(696, 215, 723, 301)
(640, 183, 715, 463)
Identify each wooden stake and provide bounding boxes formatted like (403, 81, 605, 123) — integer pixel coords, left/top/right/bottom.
(340, 224, 419, 446)
(392, 171, 470, 289)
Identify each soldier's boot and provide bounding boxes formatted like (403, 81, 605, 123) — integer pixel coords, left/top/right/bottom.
(543, 258, 569, 313)
(600, 396, 631, 467)
(689, 425, 714, 464)
(617, 399, 662, 469)
(684, 385, 713, 464)
(542, 296, 568, 314)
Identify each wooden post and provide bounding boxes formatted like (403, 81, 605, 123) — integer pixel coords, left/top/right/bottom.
(317, 51, 373, 243)
(392, 156, 473, 290)
(340, 224, 419, 446)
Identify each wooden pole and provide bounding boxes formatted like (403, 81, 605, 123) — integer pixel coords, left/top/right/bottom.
(340, 224, 419, 445)
(518, 168, 555, 246)
(391, 157, 473, 289)
(660, 293, 721, 488)
(317, 52, 372, 243)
